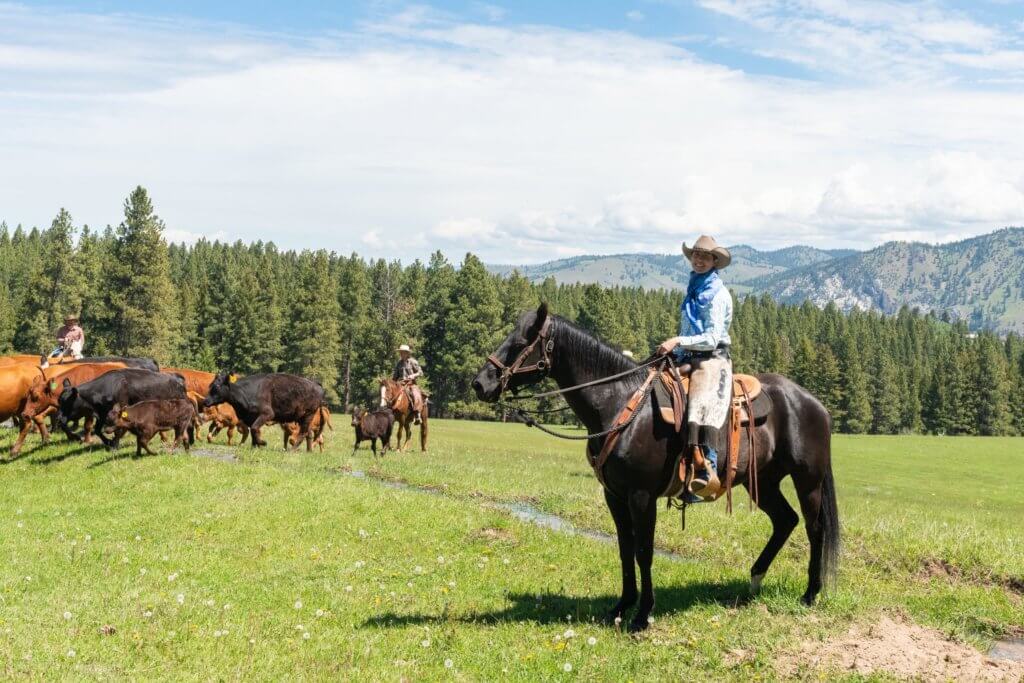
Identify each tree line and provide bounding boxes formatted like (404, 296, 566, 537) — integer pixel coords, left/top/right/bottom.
(1, 187, 1022, 435)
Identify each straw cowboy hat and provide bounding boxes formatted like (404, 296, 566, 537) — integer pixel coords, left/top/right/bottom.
(397, 344, 412, 353)
(682, 235, 731, 269)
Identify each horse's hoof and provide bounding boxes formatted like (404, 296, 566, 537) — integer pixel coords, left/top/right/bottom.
(800, 591, 817, 606)
(627, 617, 651, 633)
(750, 572, 765, 594)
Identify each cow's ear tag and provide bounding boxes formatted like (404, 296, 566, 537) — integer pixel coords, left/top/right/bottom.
(228, 374, 237, 384)
(49, 380, 58, 392)
(120, 410, 128, 419)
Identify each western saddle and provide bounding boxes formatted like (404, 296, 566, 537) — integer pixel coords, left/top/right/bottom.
(588, 359, 770, 513)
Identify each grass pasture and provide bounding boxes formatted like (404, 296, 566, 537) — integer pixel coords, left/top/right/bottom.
(0, 418, 1022, 680)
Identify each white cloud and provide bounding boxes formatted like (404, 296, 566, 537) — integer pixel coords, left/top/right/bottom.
(0, 4, 1022, 265)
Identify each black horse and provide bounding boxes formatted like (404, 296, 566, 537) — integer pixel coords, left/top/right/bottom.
(473, 304, 839, 632)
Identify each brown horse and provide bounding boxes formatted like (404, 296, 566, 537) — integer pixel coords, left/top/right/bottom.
(379, 378, 428, 452)
(473, 304, 839, 632)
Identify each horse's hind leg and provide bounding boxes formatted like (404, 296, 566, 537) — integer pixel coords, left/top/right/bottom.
(603, 489, 637, 625)
(792, 471, 829, 605)
(748, 474, 799, 594)
(627, 489, 658, 632)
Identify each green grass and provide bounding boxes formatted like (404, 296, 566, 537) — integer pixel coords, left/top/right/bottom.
(0, 419, 1021, 680)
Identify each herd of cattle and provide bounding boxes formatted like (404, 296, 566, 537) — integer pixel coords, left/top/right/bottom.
(0, 353, 368, 458)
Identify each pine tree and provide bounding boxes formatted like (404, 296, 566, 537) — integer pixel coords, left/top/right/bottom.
(0, 279, 15, 353)
(283, 252, 341, 402)
(974, 336, 1012, 435)
(418, 252, 457, 412)
(15, 209, 80, 353)
(791, 336, 819, 396)
(871, 354, 901, 434)
(106, 187, 178, 360)
(337, 254, 370, 408)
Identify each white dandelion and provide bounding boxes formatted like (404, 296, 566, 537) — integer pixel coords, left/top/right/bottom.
(167, 573, 178, 582)
(66, 649, 76, 658)
(421, 639, 431, 648)
(294, 600, 303, 609)
(444, 658, 453, 669)
(563, 629, 576, 639)
(316, 609, 324, 617)
(587, 636, 597, 646)
(563, 662, 573, 672)
(302, 631, 311, 640)
(176, 594, 185, 605)
(144, 610, 153, 618)
(63, 611, 72, 620)
(344, 585, 353, 592)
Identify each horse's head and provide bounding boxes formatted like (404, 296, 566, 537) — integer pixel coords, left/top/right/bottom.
(378, 377, 399, 402)
(473, 303, 553, 403)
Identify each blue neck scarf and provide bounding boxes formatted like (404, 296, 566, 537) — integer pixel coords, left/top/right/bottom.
(682, 269, 722, 333)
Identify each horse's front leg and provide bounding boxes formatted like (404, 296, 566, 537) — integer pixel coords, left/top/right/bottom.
(603, 488, 637, 624)
(628, 489, 658, 632)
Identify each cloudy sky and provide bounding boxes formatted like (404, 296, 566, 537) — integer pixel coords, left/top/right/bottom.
(2, 1, 1023, 263)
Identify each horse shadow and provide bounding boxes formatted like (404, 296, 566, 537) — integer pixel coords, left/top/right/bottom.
(360, 578, 754, 629)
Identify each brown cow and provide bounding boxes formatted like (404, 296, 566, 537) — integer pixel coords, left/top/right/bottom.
(281, 406, 333, 452)
(12, 362, 127, 456)
(202, 402, 250, 446)
(0, 354, 45, 367)
(162, 367, 216, 398)
(106, 399, 196, 457)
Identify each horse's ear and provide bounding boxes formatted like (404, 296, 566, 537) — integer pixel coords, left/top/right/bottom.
(531, 302, 549, 335)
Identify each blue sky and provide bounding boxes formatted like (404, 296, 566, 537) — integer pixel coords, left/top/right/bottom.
(3, 1, 1024, 262)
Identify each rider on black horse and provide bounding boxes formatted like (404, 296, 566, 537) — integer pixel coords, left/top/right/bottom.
(657, 235, 733, 503)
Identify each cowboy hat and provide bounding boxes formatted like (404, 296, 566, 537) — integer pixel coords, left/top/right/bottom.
(682, 235, 731, 269)
(397, 344, 412, 353)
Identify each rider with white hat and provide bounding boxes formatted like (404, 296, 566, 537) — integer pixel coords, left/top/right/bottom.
(382, 344, 425, 423)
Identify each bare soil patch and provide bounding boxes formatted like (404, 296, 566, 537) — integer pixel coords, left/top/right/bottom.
(922, 557, 1024, 597)
(780, 614, 1024, 681)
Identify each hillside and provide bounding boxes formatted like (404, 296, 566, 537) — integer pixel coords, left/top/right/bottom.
(489, 228, 1024, 333)
(753, 227, 1024, 333)
(489, 245, 854, 293)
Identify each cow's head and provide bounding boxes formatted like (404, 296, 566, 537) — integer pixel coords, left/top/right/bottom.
(351, 407, 365, 427)
(106, 402, 131, 429)
(203, 371, 238, 408)
(56, 378, 82, 427)
(23, 376, 61, 416)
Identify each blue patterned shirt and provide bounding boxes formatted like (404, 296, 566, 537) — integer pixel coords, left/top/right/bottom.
(676, 285, 732, 352)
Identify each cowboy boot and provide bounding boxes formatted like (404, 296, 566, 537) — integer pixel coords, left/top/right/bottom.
(688, 445, 720, 500)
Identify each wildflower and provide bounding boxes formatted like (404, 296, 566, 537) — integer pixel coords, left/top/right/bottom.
(62, 611, 72, 620)
(421, 639, 431, 648)
(354, 560, 365, 569)
(436, 556, 445, 564)
(563, 629, 576, 639)
(344, 585, 353, 592)
(316, 609, 324, 617)
(16, 522, 23, 529)
(135, 535, 141, 541)
(413, 566, 423, 574)
(144, 610, 153, 618)
(85, 534, 91, 541)
(444, 658, 453, 669)
(24, 576, 31, 582)
(587, 636, 597, 646)
(295, 624, 305, 631)
(66, 649, 76, 658)
(503, 558, 510, 565)
(249, 638, 256, 644)
(407, 581, 413, 588)
(358, 529, 368, 538)
(448, 581, 456, 588)
(213, 630, 223, 637)
(613, 617, 622, 626)
(70, 539, 77, 547)
(294, 600, 303, 609)
(168, 573, 178, 582)
(302, 631, 311, 640)
(223, 604, 231, 611)
(476, 563, 485, 569)
(563, 662, 573, 672)
(139, 568, 147, 575)
(647, 616, 654, 624)
(177, 594, 185, 604)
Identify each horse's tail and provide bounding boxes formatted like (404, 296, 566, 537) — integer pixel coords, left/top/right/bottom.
(419, 401, 429, 452)
(820, 463, 841, 590)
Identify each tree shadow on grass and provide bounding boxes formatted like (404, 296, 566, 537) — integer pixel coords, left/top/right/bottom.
(360, 579, 755, 630)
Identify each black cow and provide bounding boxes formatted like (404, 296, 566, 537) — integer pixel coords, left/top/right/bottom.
(57, 369, 187, 448)
(351, 407, 395, 456)
(202, 372, 325, 449)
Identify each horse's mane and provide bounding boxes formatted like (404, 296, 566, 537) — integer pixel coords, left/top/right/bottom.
(550, 315, 644, 391)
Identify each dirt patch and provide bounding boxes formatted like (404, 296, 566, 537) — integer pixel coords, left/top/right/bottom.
(780, 614, 1024, 681)
(922, 558, 1024, 598)
(473, 527, 516, 544)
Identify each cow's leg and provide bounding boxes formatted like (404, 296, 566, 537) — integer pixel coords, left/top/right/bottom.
(82, 416, 95, 444)
(11, 417, 35, 457)
(140, 430, 158, 456)
(239, 424, 249, 445)
(604, 489, 637, 625)
(627, 489, 658, 632)
(294, 413, 315, 452)
(371, 438, 377, 456)
(249, 414, 271, 447)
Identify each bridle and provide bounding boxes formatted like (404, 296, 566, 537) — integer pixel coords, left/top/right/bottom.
(486, 316, 554, 394)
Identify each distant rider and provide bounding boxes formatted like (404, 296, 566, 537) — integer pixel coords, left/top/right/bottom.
(657, 235, 733, 503)
(53, 313, 85, 360)
(382, 344, 425, 424)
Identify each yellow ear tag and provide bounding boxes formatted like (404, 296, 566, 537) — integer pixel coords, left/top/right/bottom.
(120, 410, 128, 419)
(228, 374, 237, 384)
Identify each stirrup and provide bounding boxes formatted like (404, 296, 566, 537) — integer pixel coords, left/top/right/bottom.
(688, 468, 720, 499)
